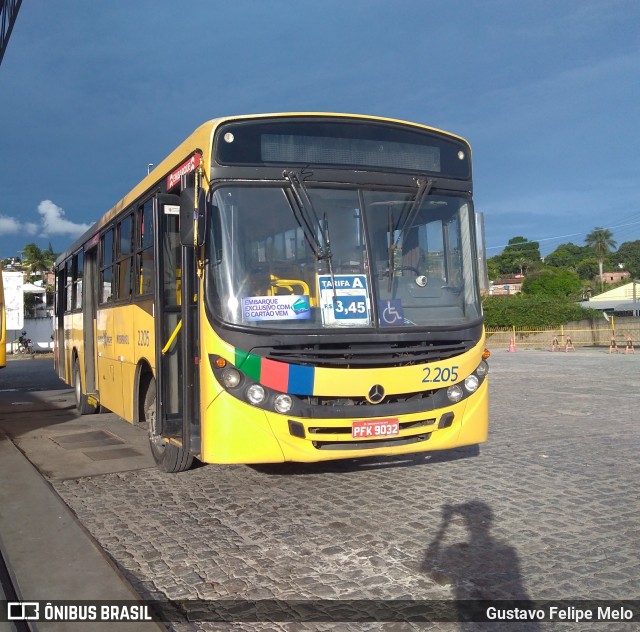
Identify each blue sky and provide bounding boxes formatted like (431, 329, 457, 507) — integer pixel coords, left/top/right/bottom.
(1, 0, 639, 261)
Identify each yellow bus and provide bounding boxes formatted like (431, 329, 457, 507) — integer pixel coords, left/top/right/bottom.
(0, 263, 6, 368)
(54, 113, 489, 472)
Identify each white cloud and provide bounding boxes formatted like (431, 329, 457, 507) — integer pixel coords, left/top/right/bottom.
(0, 215, 38, 236)
(37, 200, 91, 237)
(0, 201, 91, 242)
(0, 215, 22, 234)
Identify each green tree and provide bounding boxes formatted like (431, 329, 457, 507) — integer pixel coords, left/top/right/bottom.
(544, 242, 590, 270)
(585, 227, 617, 291)
(490, 236, 541, 276)
(522, 268, 583, 300)
(512, 256, 530, 275)
(483, 295, 599, 328)
(612, 240, 640, 278)
(20, 243, 56, 279)
(43, 242, 57, 263)
(487, 257, 500, 281)
(576, 257, 599, 280)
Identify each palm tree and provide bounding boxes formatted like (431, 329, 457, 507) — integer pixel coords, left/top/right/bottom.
(585, 227, 617, 291)
(20, 243, 56, 280)
(513, 257, 530, 275)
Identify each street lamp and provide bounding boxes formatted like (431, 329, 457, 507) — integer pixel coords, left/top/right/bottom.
(634, 280, 640, 317)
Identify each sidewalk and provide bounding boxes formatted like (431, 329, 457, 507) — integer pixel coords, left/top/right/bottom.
(0, 431, 164, 631)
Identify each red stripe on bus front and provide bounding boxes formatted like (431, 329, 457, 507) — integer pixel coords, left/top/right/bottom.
(260, 358, 289, 392)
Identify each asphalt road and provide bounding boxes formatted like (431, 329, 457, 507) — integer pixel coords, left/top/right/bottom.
(1, 351, 639, 631)
(0, 355, 65, 392)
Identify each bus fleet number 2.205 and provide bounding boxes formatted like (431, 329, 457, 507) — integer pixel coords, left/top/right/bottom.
(422, 366, 459, 383)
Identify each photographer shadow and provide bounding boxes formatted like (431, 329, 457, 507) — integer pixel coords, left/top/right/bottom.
(422, 500, 540, 629)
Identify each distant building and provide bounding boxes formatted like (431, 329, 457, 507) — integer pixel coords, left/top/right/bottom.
(1, 257, 21, 269)
(601, 270, 630, 284)
(579, 280, 640, 317)
(488, 275, 524, 296)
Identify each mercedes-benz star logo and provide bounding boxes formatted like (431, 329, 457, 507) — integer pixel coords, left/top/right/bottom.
(367, 384, 385, 404)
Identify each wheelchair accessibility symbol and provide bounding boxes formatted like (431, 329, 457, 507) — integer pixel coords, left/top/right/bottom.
(378, 300, 404, 326)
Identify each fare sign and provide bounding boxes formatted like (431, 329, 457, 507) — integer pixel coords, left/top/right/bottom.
(166, 153, 202, 189)
(352, 418, 399, 439)
(317, 274, 371, 327)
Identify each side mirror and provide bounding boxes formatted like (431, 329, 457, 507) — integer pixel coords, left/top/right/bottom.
(179, 187, 206, 247)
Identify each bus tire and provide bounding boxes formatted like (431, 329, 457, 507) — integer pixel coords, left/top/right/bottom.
(74, 359, 95, 415)
(144, 377, 193, 473)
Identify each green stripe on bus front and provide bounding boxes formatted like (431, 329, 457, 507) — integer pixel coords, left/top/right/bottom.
(244, 353, 262, 381)
(235, 349, 261, 381)
(235, 348, 249, 369)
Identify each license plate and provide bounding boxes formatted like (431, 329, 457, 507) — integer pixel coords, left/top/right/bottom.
(352, 418, 400, 439)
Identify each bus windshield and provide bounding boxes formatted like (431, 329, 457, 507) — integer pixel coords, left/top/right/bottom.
(206, 185, 480, 330)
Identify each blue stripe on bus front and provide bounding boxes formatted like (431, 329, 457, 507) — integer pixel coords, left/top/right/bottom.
(287, 364, 315, 395)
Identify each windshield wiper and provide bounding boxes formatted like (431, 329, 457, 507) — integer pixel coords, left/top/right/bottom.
(282, 169, 337, 296)
(283, 170, 323, 259)
(388, 177, 433, 290)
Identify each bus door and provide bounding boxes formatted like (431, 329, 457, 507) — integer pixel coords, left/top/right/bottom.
(154, 195, 199, 454)
(0, 263, 5, 369)
(55, 267, 66, 379)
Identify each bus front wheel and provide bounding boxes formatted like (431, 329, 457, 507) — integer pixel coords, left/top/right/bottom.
(144, 377, 193, 473)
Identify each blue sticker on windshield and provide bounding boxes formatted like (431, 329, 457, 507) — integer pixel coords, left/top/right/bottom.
(242, 295, 310, 322)
(378, 299, 404, 326)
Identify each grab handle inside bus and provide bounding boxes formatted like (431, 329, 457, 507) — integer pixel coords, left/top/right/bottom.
(179, 187, 206, 247)
(162, 319, 182, 355)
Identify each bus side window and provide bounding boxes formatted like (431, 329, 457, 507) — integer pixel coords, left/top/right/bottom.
(100, 229, 114, 303)
(116, 215, 133, 300)
(65, 259, 73, 313)
(74, 251, 84, 310)
(136, 200, 154, 296)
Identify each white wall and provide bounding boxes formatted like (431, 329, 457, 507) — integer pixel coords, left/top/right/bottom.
(6, 316, 54, 353)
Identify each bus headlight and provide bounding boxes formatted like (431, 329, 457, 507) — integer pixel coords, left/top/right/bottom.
(464, 375, 480, 393)
(274, 393, 293, 414)
(447, 385, 464, 403)
(221, 367, 241, 388)
(476, 360, 489, 378)
(246, 384, 266, 405)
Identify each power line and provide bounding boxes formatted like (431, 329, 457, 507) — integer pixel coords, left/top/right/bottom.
(486, 218, 640, 252)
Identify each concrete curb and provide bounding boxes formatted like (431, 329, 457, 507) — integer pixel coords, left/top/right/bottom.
(0, 431, 165, 631)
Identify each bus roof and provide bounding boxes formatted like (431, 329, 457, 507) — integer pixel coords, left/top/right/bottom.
(55, 112, 469, 266)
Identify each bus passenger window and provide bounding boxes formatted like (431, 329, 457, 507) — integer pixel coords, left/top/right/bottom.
(100, 229, 114, 303)
(65, 259, 73, 313)
(136, 200, 154, 296)
(117, 258, 133, 299)
(74, 251, 84, 310)
(116, 215, 133, 300)
(137, 250, 154, 295)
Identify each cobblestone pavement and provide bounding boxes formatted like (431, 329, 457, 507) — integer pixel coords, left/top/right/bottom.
(53, 349, 640, 631)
